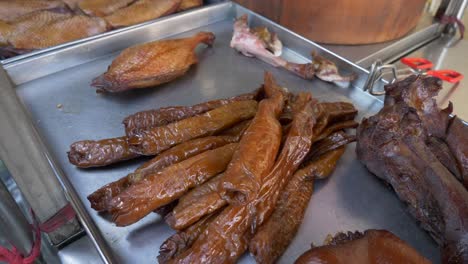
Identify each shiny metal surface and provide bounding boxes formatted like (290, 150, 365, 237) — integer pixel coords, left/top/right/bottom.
(6, 2, 438, 263)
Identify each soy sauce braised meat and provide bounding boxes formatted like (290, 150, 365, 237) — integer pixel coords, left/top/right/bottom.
(79, 72, 358, 263)
(294, 230, 431, 264)
(357, 75, 468, 263)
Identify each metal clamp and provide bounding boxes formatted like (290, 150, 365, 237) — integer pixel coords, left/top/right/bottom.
(363, 60, 398, 96)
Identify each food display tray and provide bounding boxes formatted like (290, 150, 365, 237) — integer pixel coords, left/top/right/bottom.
(3, 2, 439, 263)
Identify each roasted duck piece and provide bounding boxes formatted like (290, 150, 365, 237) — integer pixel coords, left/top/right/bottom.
(128, 100, 257, 155)
(166, 172, 227, 230)
(78, 0, 136, 17)
(123, 91, 258, 136)
(1, 11, 73, 54)
(171, 92, 314, 263)
(177, 0, 202, 11)
(159, 212, 218, 263)
(0, 0, 67, 23)
(88, 135, 239, 211)
(221, 72, 285, 205)
(104, 0, 181, 28)
(249, 147, 346, 264)
(294, 230, 430, 264)
(7, 14, 107, 50)
(230, 15, 355, 83)
(92, 31, 215, 92)
(108, 143, 237, 226)
(356, 75, 468, 263)
(68, 136, 138, 168)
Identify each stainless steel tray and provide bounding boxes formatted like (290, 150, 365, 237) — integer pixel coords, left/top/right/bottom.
(4, 2, 439, 263)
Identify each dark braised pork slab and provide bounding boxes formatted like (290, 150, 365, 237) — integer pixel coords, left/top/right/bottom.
(356, 75, 468, 263)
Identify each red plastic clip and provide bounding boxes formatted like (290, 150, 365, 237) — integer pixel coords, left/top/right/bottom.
(426, 69, 464, 83)
(400, 57, 434, 70)
(0, 203, 76, 264)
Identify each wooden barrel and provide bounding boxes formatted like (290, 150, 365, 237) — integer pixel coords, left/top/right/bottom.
(234, 0, 427, 44)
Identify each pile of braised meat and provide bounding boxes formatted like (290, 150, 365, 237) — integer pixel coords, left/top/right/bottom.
(357, 75, 468, 263)
(0, 0, 202, 58)
(68, 72, 358, 263)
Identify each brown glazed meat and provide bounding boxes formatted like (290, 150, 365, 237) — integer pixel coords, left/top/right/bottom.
(249, 147, 345, 264)
(166, 173, 227, 230)
(68, 136, 138, 168)
(123, 92, 258, 136)
(221, 72, 285, 205)
(171, 92, 315, 264)
(356, 75, 468, 263)
(159, 212, 218, 263)
(78, 0, 136, 17)
(0, 0, 67, 23)
(294, 230, 431, 264)
(128, 100, 257, 155)
(104, 0, 180, 28)
(8, 15, 107, 50)
(177, 0, 202, 11)
(92, 31, 214, 92)
(87, 135, 239, 211)
(308, 131, 356, 159)
(108, 143, 237, 226)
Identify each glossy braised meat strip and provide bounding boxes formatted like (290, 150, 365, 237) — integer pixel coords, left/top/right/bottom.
(251, 95, 315, 228)
(128, 100, 257, 155)
(159, 212, 218, 263)
(315, 102, 357, 124)
(92, 31, 214, 92)
(123, 92, 257, 136)
(356, 75, 468, 263)
(307, 131, 356, 160)
(0, 20, 12, 46)
(166, 173, 226, 230)
(172, 93, 315, 263)
(294, 230, 430, 264)
(104, 0, 181, 28)
(230, 15, 355, 83)
(78, 0, 136, 17)
(221, 72, 284, 205)
(87, 135, 239, 211)
(312, 120, 359, 142)
(68, 136, 138, 168)
(445, 117, 468, 188)
(108, 143, 237, 226)
(167, 104, 356, 231)
(0, 0, 67, 23)
(177, 0, 202, 11)
(8, 14, 108, 50)
(249, 148, 345, 264)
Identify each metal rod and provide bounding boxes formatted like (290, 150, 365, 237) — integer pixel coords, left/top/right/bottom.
(0, 179, 35, 259)
(0, 67, 116, 263)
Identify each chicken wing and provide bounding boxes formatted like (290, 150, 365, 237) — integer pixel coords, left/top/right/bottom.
(92, 31, 215, 92)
